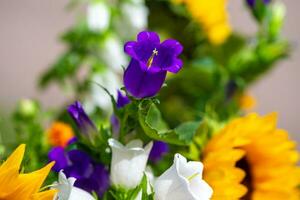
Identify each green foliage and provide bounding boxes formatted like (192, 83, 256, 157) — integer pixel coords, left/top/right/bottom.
(109, 174, 154, 200)
(138, 100, 200, 146)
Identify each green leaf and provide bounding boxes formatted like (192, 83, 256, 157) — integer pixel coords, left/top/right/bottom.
(138, 100, 200, 146)
(126, 174, 154, 200)
(175, 121, 200, 143)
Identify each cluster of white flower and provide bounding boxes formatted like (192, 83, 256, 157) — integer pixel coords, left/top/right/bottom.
(55, 139, 213, 200)
(85, 0, 149, 113)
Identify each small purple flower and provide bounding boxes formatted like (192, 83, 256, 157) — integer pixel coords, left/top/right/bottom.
(67, 137, 78, 145)
(124, 31, 183, 73)
(246, 0, 271, 7)
(68, 101, 97, 139)
(48, 147, 69, 171)
(116, 90, 131, 109)
(149, 141, 169, 163)
(123, 31, 183, 99)
(48, 148, 110, 197)
(124, 59, 167, 98)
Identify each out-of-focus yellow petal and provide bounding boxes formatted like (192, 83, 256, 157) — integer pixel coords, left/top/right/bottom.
(173, 0, 231, 44)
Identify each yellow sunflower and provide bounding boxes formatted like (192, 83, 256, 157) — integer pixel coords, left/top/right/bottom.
(0, 144, 56, 200)
(202, 113, 300, 200)
(173, 0, 231, 45)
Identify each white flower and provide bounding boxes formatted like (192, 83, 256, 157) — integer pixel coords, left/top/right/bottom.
(121, 2, 148, 31)
(100, 35, 128, 73)
(154, 154, 213, 200)
(115, 0, 148, 38)
(53, 170, 96, 200)
(68, 188, 96, 200)
(108, 138, 153, 189)
(87, 1, 110, 32)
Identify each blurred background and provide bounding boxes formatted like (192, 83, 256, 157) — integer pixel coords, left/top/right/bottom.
(0, 0, 299, 139)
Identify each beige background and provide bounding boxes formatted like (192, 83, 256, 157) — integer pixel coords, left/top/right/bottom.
(0, 1, 299, 140)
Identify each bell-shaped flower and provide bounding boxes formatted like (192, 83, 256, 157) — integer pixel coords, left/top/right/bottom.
(154, 154, 213, 200)
(116, 90, 131, 108)
(108, 138, 153, 189)
(68, 101, 97, 141)
(54, 170, 96, 200)
(149, 141, 169, 163)
(124, 31, 183, 73)
(123, 31, 183, 98)
(124, 59, 167, 98)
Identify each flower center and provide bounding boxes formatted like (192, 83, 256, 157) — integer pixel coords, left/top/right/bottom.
(187, 172, 200, 182)
(147, 48, 158, 68)
(236, 157, 253, 200)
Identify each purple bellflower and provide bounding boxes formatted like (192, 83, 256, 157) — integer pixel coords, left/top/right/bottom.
(123, 31, 183, 99)
(246, 0, 271, 7)
(124, 31, 183, 73)
(149, 141, 169, 163)
(68, 101, 97, 140)
(48, 147, 110, 197)
(116, 90, 131, 109)
(124, 59, 167, 98)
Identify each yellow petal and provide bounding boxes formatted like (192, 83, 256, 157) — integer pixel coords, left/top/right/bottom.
(0, 144, 25, 172)
(32, 189, 57, 200)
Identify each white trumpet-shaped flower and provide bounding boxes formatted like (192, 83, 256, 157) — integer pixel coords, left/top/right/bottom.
(53, 170, 96, 200)
(108, 138, 153, 189)
(154, 154, 213, 200)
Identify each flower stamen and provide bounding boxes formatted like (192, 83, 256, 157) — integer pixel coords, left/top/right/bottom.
(187, 172, 200, 182)
(147, 48, 158, 68)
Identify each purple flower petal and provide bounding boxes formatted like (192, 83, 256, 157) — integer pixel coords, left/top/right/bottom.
(91, 164, 110, 196)
(152, 39, 183, 73)
(70, 163, 109, 197)
(67, 101, 97, 138)
(66, 150, 93, 178)
(116, 90, 131, 108)
(74, 165, 109, 198)
(246, 0, 255, 7)
(125, 31, 160, 63)
(49, 148, 110, 198)
(149, 141, 169, 163)
(124, 59, 167, 98)
(124, 31, 183, 74)
(74, 178, 97, 193)
(48, 147, 69, 172)
(67, 137, 78, 145)
(246, 0, 271, 7)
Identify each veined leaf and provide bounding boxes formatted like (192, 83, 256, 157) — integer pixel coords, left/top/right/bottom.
(138, 100, 200, 146)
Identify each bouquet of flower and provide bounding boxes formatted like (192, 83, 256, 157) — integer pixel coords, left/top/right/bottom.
(0, 0, 299, 200)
